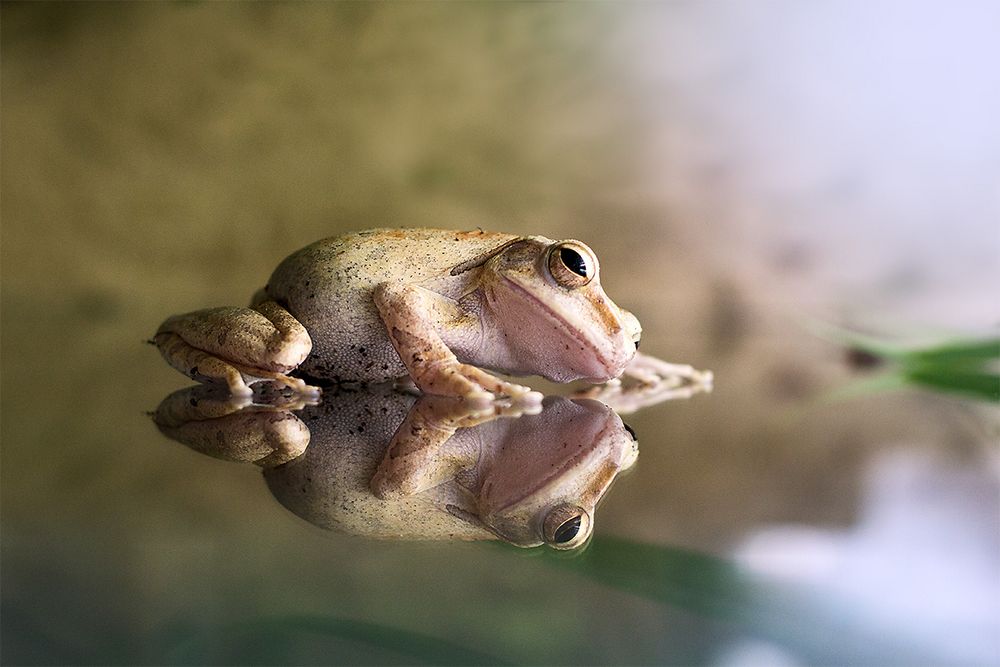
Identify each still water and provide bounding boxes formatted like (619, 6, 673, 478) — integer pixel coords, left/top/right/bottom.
(3, 2, 999, 665)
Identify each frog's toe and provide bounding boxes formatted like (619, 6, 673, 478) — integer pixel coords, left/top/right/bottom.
(265, 373, 322, 397)
(514, 398, 544, 415)
(292, 379, 323, 397)
(517, 389, 544, 406)
(223, 372, 254, 397)
(503, 382, 543, 404)
(464, 390, 494, 409)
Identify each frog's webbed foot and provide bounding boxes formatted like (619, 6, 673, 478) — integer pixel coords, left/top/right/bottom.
(622, 352, 713, 389)
(374, 283, 543, 407)
(575, 352, 713, 414)
(153, 301, 320, 397)
(440, 361, 543, 408)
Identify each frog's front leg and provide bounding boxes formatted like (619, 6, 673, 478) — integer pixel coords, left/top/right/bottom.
(370, 396, 483, 499)
(153, 301, 317, 396)
(373, 283, 543, 405)
(371, 394, 537, 499)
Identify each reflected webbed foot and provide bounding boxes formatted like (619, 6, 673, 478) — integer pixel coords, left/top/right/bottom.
(575, 351, 713, 414)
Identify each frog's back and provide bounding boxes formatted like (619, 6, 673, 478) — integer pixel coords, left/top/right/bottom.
(265, 228, 515, 382)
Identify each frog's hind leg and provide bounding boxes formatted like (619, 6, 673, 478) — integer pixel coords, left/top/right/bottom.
(153, 301, 317, 396)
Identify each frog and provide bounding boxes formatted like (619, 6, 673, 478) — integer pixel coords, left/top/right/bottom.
(153, 383, 638, 549)
(154, 228, 707, 404)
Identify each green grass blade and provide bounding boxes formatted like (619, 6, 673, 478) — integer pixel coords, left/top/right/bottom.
(902, 338, 1000, 366)
(903, 367, 1000, 402)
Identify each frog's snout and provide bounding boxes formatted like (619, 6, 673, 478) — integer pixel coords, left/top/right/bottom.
(621, 309, 641, 349)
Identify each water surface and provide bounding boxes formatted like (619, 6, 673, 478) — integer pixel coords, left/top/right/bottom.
(3, 3, 998, 664)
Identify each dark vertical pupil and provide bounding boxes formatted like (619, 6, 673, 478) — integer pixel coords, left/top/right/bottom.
(560, 247, 588, 277)
(553, 515, 582, 543)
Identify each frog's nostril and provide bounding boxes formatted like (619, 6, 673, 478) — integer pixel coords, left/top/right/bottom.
(634, 339, 640, 350)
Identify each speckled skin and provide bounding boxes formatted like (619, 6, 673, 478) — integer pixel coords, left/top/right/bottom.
(153, 384, 638, 545)
(265, 387, 493, 541)
(155, 227, 643, 399)
(261, 388, 637, 546)
(264, 228, 516, 383)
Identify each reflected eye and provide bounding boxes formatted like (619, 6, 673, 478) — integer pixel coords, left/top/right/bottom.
(553, 515, 582, 543)
(542, 504, 592, 550)
(547, 242, 597, 288)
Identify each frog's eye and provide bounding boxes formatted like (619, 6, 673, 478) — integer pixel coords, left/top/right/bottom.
(547, 242, 597, 288)
(543, 504, 592, 550)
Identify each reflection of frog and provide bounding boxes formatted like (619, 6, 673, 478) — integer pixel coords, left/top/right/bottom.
(153, 228, 709, 403)
(153, 385, 638, 549)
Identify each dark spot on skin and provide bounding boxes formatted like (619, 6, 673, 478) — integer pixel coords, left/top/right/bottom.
(359, 347, 366, 355)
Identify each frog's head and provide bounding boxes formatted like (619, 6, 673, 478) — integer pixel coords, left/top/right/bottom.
(470, 398, 638, 549)
(459, 236, 641, 383)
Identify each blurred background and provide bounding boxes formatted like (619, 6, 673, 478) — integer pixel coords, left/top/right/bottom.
(2, 1, 998, 664)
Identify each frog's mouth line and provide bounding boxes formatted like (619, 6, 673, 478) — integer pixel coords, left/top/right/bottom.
(500, 276, 620, 379)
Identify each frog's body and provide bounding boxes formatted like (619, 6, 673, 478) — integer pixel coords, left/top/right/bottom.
(153, 384, 639, 548)
(266, 229, 515, 384)
(260, 389, 638, 548)
(154, 227, 703, 403)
